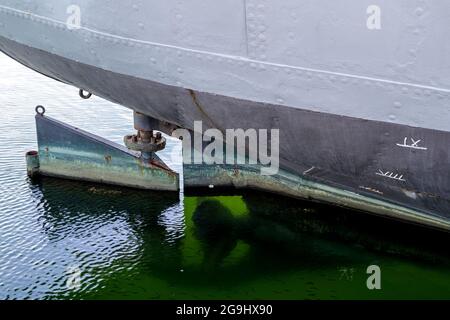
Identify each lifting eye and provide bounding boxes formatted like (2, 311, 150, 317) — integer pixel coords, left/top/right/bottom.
(79, 89, 92, 99)
(35, 105, 46, 115)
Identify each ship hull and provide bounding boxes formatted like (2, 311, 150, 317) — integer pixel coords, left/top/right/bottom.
(1, 2, 450, 229)
(1, 35, 449, 230)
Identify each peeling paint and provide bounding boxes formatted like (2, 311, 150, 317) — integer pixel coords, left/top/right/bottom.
(34, 114, 179, 192)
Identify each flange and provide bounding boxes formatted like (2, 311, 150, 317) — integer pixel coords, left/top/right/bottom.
(124, 131, 166, 153)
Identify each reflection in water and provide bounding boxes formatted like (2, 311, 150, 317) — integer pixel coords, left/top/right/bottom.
(20, 177, 450, 300)
(0, 52, 449, 300)
(193, 201, 238, 271)
(26, 177, 181, 300)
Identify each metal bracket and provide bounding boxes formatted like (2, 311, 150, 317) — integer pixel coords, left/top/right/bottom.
(27, 107, 179, 191)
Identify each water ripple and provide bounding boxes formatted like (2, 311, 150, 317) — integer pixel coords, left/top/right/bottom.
(1, 52, 450, 300)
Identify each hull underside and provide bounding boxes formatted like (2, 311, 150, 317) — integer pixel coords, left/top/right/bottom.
(1, 36, 450, 230)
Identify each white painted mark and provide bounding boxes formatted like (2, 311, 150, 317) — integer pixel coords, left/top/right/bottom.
(376, 170, 406, 182)
(303, 166, 315, 175)
(403, 189, 418, 200)
(396, 137, 427, 151)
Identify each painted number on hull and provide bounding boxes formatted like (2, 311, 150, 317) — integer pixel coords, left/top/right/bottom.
(396, 137, 427, 151)
(376, 170, 406, 182)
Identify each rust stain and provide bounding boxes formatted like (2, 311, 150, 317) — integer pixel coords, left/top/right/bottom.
(135, 158, 145, 176)
(402, 188, 439, 199)
(134, 157, 176, 177)
(233, 165, 240, 177)
(187, 89, 223, 130)
(104, 155, 112, 164)
(359, 186, 384, 195)
(88, 187, 122, 196)
(150, 159, 178, 176)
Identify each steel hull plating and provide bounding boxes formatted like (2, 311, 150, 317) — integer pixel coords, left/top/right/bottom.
(1, 1, 450, 230)
(1, 36, 449, 230)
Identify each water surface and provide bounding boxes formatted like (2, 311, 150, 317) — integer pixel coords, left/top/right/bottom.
(0, 53, 449, 300)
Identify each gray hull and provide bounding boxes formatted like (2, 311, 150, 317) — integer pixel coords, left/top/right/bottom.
(1, 36, 449, 230)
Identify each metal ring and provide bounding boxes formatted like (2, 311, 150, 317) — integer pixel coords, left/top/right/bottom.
(35, 105, 46, 115)
(79, 89, 92, 99)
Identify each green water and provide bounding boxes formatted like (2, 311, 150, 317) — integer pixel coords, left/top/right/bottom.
(34, 180, 450, 300)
